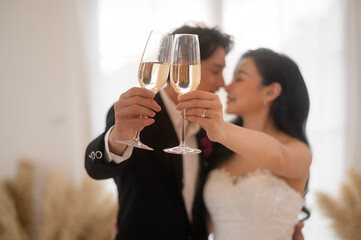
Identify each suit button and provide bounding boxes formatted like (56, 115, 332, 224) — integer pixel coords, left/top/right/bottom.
(203, 161, 209, 167)
(95, 151, 103, 159)
(89, 151, 95, 161)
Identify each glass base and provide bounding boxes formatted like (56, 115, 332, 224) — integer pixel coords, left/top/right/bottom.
(116, 139, 154, 151)
(163, 145, 202, 155)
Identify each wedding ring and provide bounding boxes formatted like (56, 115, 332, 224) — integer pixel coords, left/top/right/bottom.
(201, 109, 207, 118)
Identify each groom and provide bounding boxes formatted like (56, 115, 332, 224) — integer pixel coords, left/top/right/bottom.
(85, 24, 305, 240)
(85, 24, 233, 240)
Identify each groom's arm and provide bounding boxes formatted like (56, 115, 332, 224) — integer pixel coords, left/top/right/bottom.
(85, 88, 160, 179)
(85, 106, 130, 179)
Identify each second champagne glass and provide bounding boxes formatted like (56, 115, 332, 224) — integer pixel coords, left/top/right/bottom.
(164, 34, 202, 154)
(116, 30, 172, 150)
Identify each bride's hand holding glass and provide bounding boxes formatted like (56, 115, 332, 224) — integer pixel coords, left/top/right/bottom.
(176, 90, 226, 143)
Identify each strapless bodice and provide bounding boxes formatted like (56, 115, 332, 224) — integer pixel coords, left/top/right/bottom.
(204, 169, 304, 240)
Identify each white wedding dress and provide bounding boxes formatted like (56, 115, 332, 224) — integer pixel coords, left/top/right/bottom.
(204, 168, 304, 240)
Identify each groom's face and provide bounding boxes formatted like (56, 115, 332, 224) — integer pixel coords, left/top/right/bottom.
(197, 47, 226, 93)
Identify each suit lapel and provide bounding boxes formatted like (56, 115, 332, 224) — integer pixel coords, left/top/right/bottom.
(154, 93, 183, 192)
(194, 129, 207, 202)
(153, 93, 190, 226)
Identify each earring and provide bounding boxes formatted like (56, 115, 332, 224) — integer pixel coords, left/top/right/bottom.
(263, 99, 267, 106)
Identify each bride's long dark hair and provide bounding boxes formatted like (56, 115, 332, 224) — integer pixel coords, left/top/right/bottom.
(238, 48, 311, 220)
(240, 48, 310, 146)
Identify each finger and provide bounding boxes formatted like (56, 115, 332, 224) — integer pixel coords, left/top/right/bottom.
(298, 222, 304, 229)
(178, 90, 218, 101)
(121, 87, 155, 99)
(116, 105, 156, 119)
(116, 96, 161, 112)
(184, 115, 211, 127)
(184, 108, 215, 119)
(294, 221, 304, 231)
(176, 99, 221, 111)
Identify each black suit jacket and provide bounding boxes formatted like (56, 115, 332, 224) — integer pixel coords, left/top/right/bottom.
(85, 93, 231, 240)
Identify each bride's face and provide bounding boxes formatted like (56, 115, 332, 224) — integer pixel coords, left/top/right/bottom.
(225, 57, 266, 116)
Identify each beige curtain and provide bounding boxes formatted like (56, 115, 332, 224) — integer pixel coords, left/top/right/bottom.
(345, 0, 361, 172)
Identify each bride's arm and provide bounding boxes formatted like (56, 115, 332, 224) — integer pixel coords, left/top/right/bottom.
(177, 91, 311, 180)
(216, 122, 311, 179)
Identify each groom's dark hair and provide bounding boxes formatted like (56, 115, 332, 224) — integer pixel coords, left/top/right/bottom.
(171, 24, 234, 61)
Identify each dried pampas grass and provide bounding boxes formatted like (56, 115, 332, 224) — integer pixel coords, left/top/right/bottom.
(38, 170, 69, 240)
(13, 160, 34, 236)
(57, 177, 117, 240)
(38, 168, 117, 240)
(0, 159, 34, 240)
(0, 181, 27, 240)
(316, 167, 361, 240)
(0, 160, 117, 240)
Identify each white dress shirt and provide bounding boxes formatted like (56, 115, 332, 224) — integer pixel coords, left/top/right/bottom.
(104, 89, 200, 221)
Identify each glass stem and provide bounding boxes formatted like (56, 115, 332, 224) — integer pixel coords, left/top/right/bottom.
(133, 115, 142, 141)
(180, 109, 186, 147)
(134, 128, 140, 141)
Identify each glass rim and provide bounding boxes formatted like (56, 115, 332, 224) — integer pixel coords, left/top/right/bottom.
(174, 33, 198, 37)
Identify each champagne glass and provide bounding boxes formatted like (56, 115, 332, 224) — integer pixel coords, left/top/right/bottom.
(117, 30, 172, 150)
(164, 34, 202, 154)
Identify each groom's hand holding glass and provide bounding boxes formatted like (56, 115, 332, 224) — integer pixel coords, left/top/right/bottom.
(109, 31, 171, 154)
(116, 31, 172, 150)
(108, 88, 161, 155)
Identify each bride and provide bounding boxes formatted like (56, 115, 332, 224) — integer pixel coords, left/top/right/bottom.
(177, 48, 312, 240)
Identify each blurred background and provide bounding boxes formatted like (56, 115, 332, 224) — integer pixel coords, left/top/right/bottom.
(1, 0, 360, 239)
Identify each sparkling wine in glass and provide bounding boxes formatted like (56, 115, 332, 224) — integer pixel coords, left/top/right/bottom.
(164, 34, 202, 154)
(117, 30, 172, 150)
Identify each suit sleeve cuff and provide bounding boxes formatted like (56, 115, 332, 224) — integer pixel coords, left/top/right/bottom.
(104, 125, 134, 164)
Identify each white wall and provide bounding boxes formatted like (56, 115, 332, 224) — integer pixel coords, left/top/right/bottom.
(0, 0, 91, 182)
